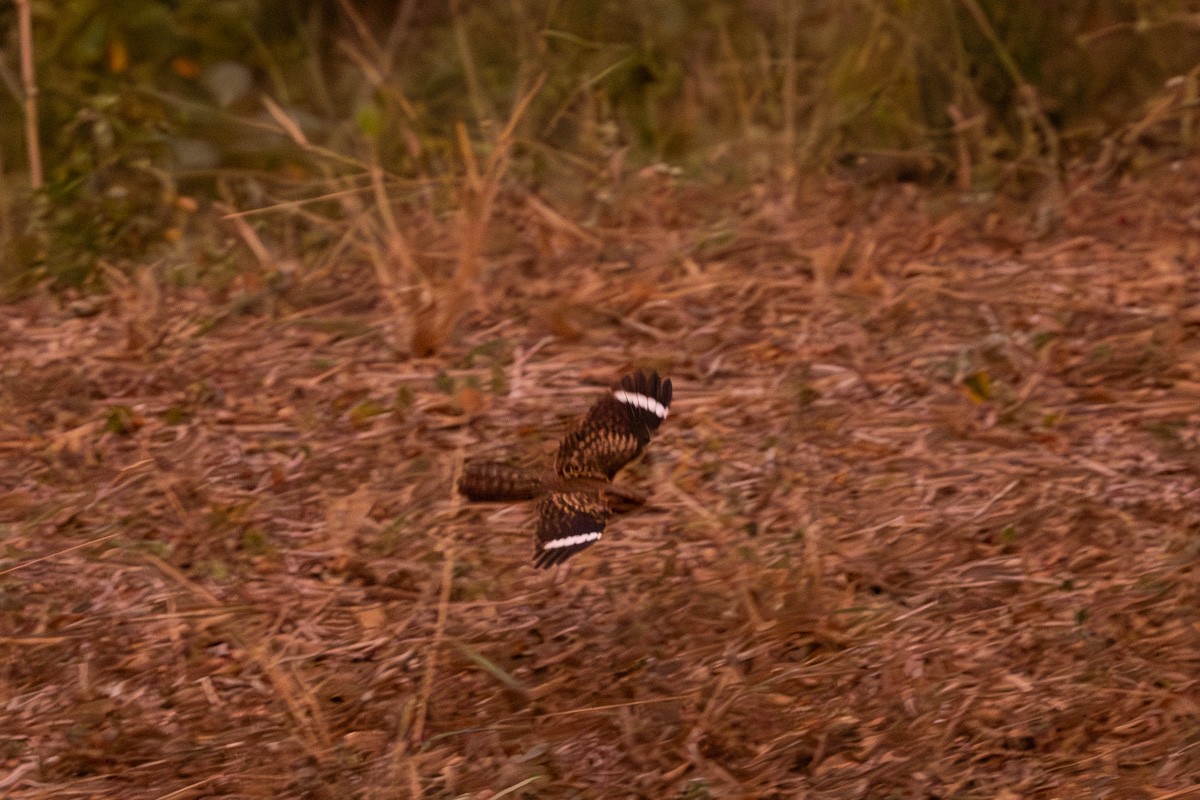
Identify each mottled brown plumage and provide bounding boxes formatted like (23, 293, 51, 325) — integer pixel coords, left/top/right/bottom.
(458, 370, 673, 568)
(458, 461, 547, 502)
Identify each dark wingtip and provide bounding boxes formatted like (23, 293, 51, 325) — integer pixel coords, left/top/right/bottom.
(620, 369, 673, 407)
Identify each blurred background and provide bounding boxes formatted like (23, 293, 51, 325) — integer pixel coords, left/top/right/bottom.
(2, 0, 1199, 292)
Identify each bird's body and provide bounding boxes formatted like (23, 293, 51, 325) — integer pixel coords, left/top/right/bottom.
(458, 370, 673, 568)
(457, 462, 648, 509)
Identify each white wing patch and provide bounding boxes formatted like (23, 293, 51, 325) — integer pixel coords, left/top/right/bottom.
(543, 530, 603, 550)
(613, 389, 669, 420)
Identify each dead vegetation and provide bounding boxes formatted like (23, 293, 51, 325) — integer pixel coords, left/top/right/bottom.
(2, 163, 1200, 799)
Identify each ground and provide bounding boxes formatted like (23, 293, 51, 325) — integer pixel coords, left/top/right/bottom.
(2, 164, 1199, 799)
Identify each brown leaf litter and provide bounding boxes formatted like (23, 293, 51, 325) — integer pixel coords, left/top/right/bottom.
(2, 164, 1199, 798)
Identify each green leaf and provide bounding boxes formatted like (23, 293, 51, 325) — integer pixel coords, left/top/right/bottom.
(355, 101, 383, 139)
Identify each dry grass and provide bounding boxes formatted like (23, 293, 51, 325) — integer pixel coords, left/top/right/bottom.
(2, 163, 1200, 799)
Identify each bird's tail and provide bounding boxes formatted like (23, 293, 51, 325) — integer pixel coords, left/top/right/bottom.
(458, 461, 547, 502)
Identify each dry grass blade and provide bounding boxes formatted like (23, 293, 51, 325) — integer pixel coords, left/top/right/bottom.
(216, 196, 277, 272)
(418, 73, 547, 356)
(15, 0, 42, 187)
(147, 775, 223, 800)
(368, 159, 424, 311)
(261, 94, 311, 147)
(0, 530, 121, 576)
(408, 543, 456, 748)
(537, 695, 695, 719)
(448, 638, 529, 695)
(491, 775, 541, 799)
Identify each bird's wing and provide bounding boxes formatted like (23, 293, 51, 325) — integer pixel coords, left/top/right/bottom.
(554, 371, 673, 480)
(533, 491, 610, 568)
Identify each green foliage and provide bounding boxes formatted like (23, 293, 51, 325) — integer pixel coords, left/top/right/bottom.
(3, 0, 1199, 287)
(239, 527, 272, 556)
(826, 0, 1200, 179)
(37, 93, 181, 286)
(104, 403, 139, 434)
(348, 398, 388, 427)
(4, 0, 299, 287)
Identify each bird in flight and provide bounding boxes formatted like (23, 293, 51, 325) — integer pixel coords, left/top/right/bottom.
(458, 370, 673, 568)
